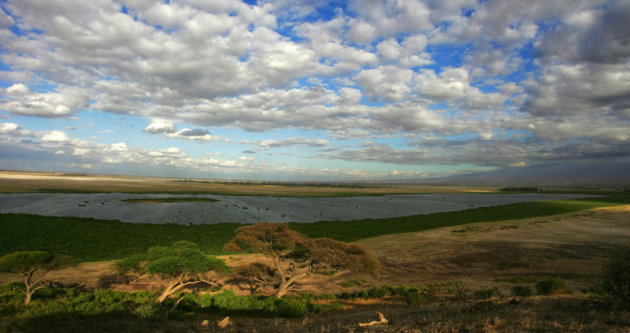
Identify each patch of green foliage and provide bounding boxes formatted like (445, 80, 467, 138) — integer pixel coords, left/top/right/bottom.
(195, 290, 338, 317)
(2, 194, 628, 261)
(0, 286, 338, 321)
(511, 285, 534, 297)
(0, 214, 239, 261)
(535, 277, 566, 295)
(0, 286, 157, 319)
(338, 285, 427, 306)
(121, 198, 220, 203)
(339, 279, 365, 288)
(473, 287, 501, 299)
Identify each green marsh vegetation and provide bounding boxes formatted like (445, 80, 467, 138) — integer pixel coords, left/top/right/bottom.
(2, 194, 629, 260)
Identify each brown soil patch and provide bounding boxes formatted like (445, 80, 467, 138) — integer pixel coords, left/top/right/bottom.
(358, 205, 630, 289)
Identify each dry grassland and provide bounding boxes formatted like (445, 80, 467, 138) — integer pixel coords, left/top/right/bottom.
(0, 171, 494, 196)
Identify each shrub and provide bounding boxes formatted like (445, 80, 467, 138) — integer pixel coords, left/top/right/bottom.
(401, 287, 425, 306)
(535, 277, 565, 295)
(473, 287, 501, 299)
(511, 285, 533, 297)
(339, 279, 365, 288)
(601, 247, 630, 306)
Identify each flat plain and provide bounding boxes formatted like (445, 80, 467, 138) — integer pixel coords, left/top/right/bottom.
(1, 171, 629, 332)
(0, 171, 494, 196)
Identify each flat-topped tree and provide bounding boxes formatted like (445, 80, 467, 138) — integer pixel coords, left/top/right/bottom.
(0, 251, 74, 305)
(230, 262, 276, 294)
(225, 222, 380, 297)
(117, 241, 230, 303)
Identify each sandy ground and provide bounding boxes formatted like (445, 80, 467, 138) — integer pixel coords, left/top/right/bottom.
(2, 205, 629, 295)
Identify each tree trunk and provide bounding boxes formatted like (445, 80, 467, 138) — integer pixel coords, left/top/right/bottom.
(275, 270, 309, 297)
(155, 279, 181, 303)
(24, 291, 32, 306)
(276, 281, 291, 298)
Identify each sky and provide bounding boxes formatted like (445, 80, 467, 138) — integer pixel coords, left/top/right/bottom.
(0, 0, 629, 181)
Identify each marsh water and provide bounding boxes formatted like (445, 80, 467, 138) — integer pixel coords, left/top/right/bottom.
(0, 193, 601, 224)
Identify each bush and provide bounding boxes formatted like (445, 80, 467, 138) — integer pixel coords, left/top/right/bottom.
(401, 287, 425, 306)
(601, 247, 630, 306)
(339, 279, 364, 288)
(511, 285, 533, 297)
(535, 277, 565, 295)
(195, 290, 335, 317)
(473, 287, 501, 299)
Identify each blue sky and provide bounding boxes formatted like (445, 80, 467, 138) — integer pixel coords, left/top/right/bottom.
(0, 0, 629, 181)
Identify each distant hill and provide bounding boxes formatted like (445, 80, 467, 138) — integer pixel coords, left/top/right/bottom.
(387, 158, 630, 188)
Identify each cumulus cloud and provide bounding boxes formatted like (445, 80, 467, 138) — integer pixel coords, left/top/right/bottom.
(143, 121, 176, 134)
(247, 137, 330, 152)
(0, 122, 33, 137)
(41, 130, 69, 142)
(1, 84, 87, 118)
(165, 128, 226, 141)
(414, 68, 506, 109)
(355, 66, 413, 102)
(1, 0, 629, 178)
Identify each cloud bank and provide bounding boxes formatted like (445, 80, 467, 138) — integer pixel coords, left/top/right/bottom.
(0, 0, 628, 180)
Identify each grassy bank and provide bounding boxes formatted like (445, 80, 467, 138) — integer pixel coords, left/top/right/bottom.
(1, 195, 628, 261)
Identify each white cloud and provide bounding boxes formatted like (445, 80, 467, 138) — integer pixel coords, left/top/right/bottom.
(41, 130, 69, 142)
(0, 122, 33, 137)
(248, 137, 330, 152)
(165, 128, 226, 141)
(0, 0, 629, 178)
(338, 87, 362, 104)
(4, 83, 30, 95)
(414, 68, 506, 109)
(72, 148, 90, 156)
(143, 120, 176, 134)
(348, 0, 433, 38)
(355, 66, 413, 102)
(1, 85, 87, 118)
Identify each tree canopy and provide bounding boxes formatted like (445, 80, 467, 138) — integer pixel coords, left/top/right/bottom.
(117, 241, 230, 303)
(224, 223, 380, 297)
(0, 251, 74, 305)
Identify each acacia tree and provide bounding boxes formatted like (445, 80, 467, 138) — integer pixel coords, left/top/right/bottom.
(230, 263, 276, 294)
(224, 223, 380, 297)
(117, 241, 230, 303)
(0, 251, 74, 305)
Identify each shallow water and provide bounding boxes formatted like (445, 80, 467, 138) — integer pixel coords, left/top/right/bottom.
(0, 193, 601, 224)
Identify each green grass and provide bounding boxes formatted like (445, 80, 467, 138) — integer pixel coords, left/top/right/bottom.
(1, 195, 628, 261)
(0, 214, 238, 261)
(288, 195, 630, 242)
(121, 198, 220, 203)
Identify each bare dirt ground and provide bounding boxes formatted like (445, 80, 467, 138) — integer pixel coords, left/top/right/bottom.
(355, 205, 630, 292)
(0, 171, 493, 196)
(3, 205, 628, 296)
